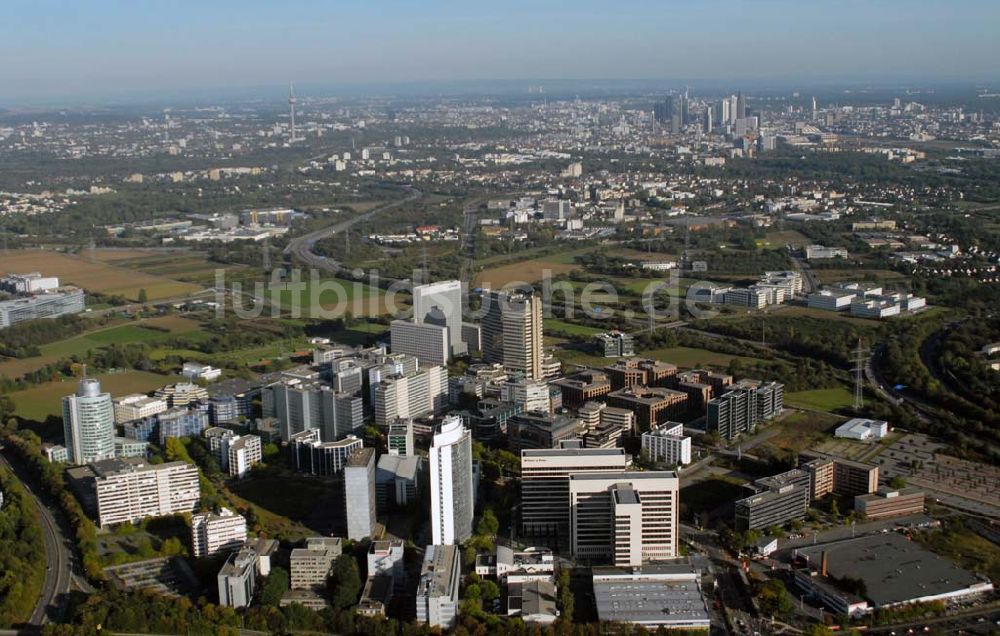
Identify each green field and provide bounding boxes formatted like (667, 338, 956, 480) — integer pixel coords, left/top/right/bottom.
(229, 475, 332, 521)
(39, 324, 173, 358)
(643, 346, 769, 369)
(271, 278, 398, 316)
(11, 371, 181, 422)
(784, 386, 856, 412)
(764, 410, 846, 454)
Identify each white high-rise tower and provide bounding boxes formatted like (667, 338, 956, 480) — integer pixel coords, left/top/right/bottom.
(430, 415, 474, 545)
(288, 82, 298, 142)
(62, 378, 115, 465)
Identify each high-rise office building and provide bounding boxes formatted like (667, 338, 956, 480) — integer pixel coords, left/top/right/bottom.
(263, 379, 362, 442)
(345, 447, 378, 540)
(734, 469, 811, 530)
(707, 380, 783, 441)
(390, 319, 450, 366)
(481, 289, 544, 380)
(568, 471, 679, 566)
(520, 447, 630, 536)
(736, 91, 747, 120)
(387, 418, 414, 456)
(62, 378, 116, 465)
(430, 416, 474, 545)
(412, 280, 464, 354)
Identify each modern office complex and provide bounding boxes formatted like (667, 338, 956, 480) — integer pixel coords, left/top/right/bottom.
(67, 458, 200, 527)
(376, 454, 421, 509)
(801, 455, 878, 501)
(606, 386, 688, 430)
(594, 331, 635, 357)
(707, 379, 784, 440)
(0, 287, 85, 329)
(603, 358, 678, 390)
(735, 469, 811, 530)
(288, 430, 364, 476)
(373, 365, 448, 427)
(854, 487, 925, 519)
(569, 471, 679, 566)
(430, 416, 474, 545)
(156, 407, 210, 445)
(262, 379, 363, 442)
(191, 508, 248, 558)
(481, 288, 544, 380)
(416, 544, 461, 629)
(62, 378, 116, 465)
(641, 422, 692, 466)
(345, 447, 378, 540)
(552, 370, 612, 408)
(520, 447, 631, 535)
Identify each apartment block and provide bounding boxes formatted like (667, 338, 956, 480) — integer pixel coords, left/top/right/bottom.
(191, 508, 248, 558)
(67, 458, 200, 527)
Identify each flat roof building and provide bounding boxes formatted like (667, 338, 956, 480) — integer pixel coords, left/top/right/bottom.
(592, 563, 711, 630)
(290, 537, 342, 591)
(191, 508, 248, 558)
(345, 447, 377, 540)
(735, 469, 811, 531)
(416, 544, 461, 629)
(67, 458, 199, 527)
(835, 418, 889, 440)
(854, 487, 925, 519)
(606, 386, 688, 431)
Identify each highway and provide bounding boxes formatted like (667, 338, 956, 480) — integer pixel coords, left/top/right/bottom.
(284, 186, 422, 281)
(0, 449, 88, 627)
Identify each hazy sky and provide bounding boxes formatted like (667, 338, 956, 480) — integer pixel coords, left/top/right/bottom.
(2, 0, 998, 102)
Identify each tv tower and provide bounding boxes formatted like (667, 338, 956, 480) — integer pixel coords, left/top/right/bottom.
(288, 82, 298, 142)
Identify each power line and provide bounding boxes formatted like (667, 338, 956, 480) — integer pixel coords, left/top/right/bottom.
(853, 337, 868, 411)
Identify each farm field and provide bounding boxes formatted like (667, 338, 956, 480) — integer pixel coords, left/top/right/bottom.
(0, 250, 203, 301)
(784, 386, 856, 412)
(95, 249, 248, 286)
(758, 230, 812, 248)
(10, 371, 181, 422)
(474, 257, 582, 288)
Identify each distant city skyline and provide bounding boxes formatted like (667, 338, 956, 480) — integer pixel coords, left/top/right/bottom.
(2, 0, 999, 104)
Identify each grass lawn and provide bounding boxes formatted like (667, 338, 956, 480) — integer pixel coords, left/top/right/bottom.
(553, 348, 610, 369)
(11, 371, 181, 422)
(545, 320, 606, 337)
(758, 230, 811, 248)
(763, 410, 846, 454)
(784, 386, 856, 412)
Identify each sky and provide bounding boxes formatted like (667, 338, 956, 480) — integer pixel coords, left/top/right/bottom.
(1, 0, 998, 104)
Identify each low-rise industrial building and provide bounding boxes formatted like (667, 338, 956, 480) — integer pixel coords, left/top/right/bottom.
(591, 563, 711, 630)
(854, 487, 925, 519)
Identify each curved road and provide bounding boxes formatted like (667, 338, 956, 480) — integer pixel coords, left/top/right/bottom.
(0, 449, 90, 627)
(284, 186, 422, 280)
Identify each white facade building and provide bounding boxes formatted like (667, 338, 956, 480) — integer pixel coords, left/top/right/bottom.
(430, 416, 474, 545)
(191, 508, 248, 558)
(63, 378, 116, 465)
(641, 423, 692, 466)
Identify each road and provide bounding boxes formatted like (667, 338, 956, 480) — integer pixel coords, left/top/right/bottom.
(284, 186, 422, 281)
(0, 449, 91, 627)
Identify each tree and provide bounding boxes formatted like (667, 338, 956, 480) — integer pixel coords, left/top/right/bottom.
(889, 476, 907, 489)
(137, 288, 148, 305)
(830, 499, 841, 519)
(259, 567, 289, 607)
(756, 579, 794, 617)
(464, 583, 482, 600)
(476, 509, 499, 537)
(329, 555, 361, 610)
(481, 580, 500, 602)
